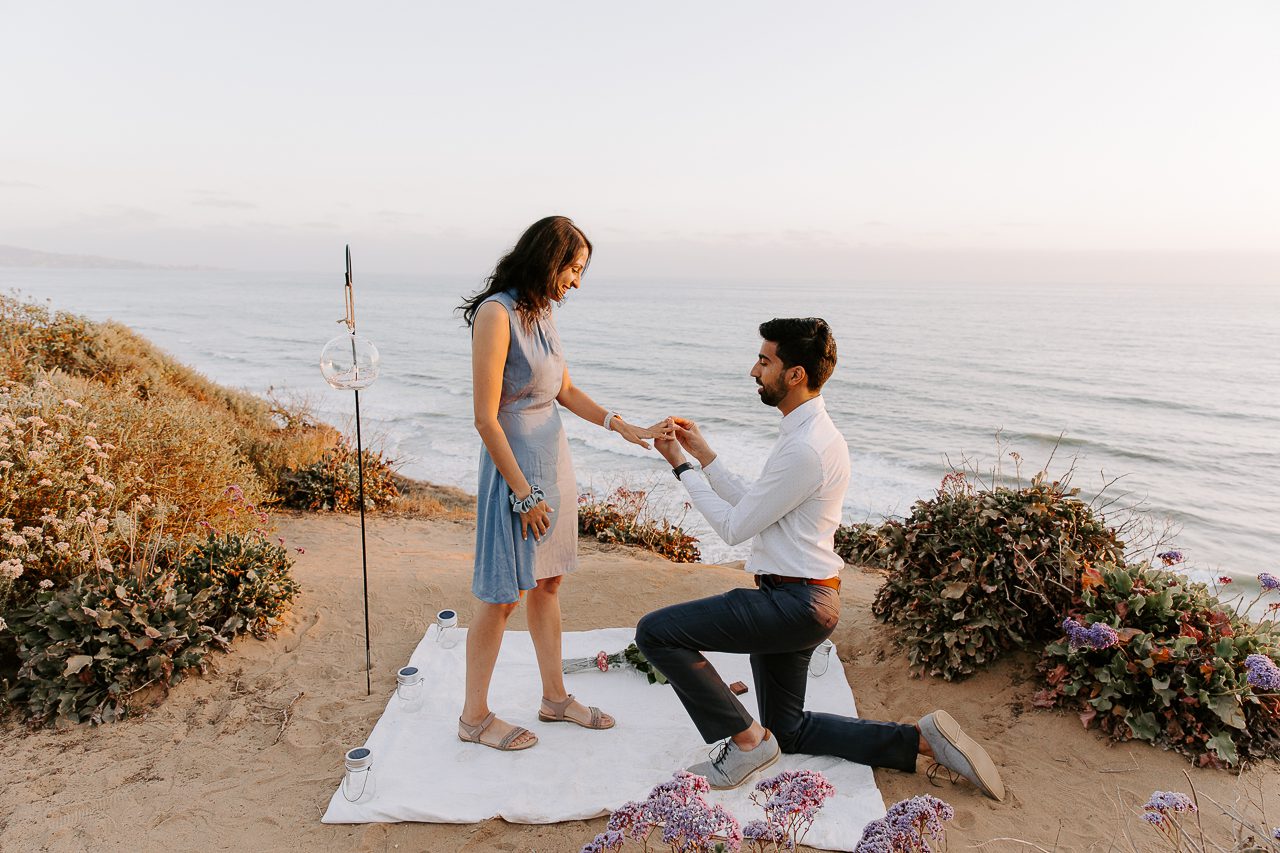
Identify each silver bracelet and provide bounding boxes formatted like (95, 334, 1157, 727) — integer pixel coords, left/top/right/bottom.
(509, 484, 546, 514)
(603, 411, 620, 432)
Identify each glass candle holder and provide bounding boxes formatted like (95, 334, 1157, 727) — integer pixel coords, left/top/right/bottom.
(396, 665, 423, 712)
(341, 746, 376, 804)
(436, 609, 460, 649)
(320, 333, 380, 390)
(808, 639, 834, 678)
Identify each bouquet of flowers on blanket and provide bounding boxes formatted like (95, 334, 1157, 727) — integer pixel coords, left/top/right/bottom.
(562, 642, 669, 685)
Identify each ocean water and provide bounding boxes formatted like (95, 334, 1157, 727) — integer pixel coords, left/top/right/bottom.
(5, 268, 1278, 582)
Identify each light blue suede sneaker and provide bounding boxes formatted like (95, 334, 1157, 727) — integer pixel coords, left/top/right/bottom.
(917, 710, 1005, 801)
(686, 730, 781, 790)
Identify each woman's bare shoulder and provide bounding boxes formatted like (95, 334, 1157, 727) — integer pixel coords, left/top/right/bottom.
(473, 299, 512, 347)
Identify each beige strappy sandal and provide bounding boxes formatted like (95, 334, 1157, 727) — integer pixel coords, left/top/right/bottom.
(457, 712, 538, 751)
(538, 694, 615, 730)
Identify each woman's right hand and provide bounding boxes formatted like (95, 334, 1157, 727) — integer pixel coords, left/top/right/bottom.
(520, 500, 554, 541)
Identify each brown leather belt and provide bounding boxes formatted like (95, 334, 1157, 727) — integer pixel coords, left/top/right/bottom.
(755, 573, 841, 591)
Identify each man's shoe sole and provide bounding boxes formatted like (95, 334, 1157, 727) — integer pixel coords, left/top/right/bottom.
(931, 710, 1005, 802)
(707, 745, 780, 791)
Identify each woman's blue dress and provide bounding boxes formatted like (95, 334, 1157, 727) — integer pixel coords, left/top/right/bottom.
(472, 290, 578, 604)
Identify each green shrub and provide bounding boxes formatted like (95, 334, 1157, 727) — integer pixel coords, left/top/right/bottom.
(1034, 562, 1280, 768)
(277, 443, 400, 511)
(4, 571, 224, 725)
(175, 532, 301, 640)
(833, 520, 878, 565)
(578, 486, 701, 563)
(0, 295, 307, 726)
(2, 528, 300, 726)
(864, 471, 1125, 680)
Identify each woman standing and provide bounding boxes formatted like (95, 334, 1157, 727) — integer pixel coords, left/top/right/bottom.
(456, 216, 665, 751)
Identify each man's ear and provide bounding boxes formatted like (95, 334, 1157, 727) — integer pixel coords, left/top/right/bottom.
(789, 366, 807, 388)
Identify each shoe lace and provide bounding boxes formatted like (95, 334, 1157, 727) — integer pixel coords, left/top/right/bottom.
(925, 761, 960, 787)
(707, 740, 733, 770)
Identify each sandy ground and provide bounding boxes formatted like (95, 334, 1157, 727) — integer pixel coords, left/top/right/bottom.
(2, 511, 1277, 853)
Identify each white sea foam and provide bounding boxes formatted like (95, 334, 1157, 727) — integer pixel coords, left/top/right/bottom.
(6, 267, 1278, 580)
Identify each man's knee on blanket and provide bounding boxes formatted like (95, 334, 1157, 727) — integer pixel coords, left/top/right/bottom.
(634, 611, 662, 658)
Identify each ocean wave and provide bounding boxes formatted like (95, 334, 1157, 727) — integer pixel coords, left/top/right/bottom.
(15, 269, 1278, 579)
(1000, 432, 1168, 465)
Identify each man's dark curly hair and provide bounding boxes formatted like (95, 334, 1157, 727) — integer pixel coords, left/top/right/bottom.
(758, 317, 837, 391)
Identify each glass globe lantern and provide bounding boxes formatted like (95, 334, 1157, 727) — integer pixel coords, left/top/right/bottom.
(320, 333, 380, 391)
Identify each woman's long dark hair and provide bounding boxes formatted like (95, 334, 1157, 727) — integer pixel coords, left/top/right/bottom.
(459, 216, 592, 328)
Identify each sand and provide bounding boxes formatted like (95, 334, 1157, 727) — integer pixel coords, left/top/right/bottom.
(2, 511, 1277, 852)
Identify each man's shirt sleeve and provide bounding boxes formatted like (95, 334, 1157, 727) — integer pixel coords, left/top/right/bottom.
(679, 443, 823, 546)
(702, 457, 750, 505)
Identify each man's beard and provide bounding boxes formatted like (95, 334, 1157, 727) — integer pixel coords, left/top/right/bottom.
(756, 376, 786, 407)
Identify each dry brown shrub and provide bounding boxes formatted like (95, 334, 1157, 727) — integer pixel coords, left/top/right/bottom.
(0, 372, 271, 600)
(386, 474, 475, 520)
(0, 293, 99, 380)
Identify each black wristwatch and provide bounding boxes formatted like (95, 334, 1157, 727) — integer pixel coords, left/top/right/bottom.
(672, 462, 696, 480)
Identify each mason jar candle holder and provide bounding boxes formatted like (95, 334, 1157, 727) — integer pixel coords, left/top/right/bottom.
(436, 609, 460, 649)
(396, 665, 423, 712)
(341, 746, 376, 804)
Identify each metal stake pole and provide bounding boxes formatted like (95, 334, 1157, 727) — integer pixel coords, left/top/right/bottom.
(354, 387, 371, 696)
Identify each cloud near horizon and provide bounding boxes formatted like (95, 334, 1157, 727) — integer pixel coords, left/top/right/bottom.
(192, 198, 259, 210)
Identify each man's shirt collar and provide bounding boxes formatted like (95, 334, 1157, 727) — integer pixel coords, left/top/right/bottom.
(779, 395, 825, 435)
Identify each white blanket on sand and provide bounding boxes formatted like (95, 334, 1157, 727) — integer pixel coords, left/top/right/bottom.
(322, 627, 886, 852)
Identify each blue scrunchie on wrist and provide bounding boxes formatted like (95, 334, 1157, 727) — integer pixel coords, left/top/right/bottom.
(509, 484, 546, 514)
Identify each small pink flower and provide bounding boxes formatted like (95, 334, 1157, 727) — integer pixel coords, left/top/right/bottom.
(596, 651, 610, 672)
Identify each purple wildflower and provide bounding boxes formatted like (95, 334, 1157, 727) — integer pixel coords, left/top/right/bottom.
(606, 800, 652, 841)
(855, 795, 954, 853)
(1142, 791, 1197, 822)
(580, 830, 624, 853)
(1157, 550, 1184, 566)
(1245, 654, 1280, 692)
(1062, 617, 1120, 651)
(649, 770, 711, 804)
(746, 770, 836, 848)
(660, 799, 741, 851)
(743, 819, 792, 849)
(1259, 573, 1280, 592)
(1144, 791, 1196, 812)
(1272, 827, 1280, 840)
(607, 772, 740, 853)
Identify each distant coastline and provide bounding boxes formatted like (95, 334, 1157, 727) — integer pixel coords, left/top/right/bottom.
(0, 243, 219, 271)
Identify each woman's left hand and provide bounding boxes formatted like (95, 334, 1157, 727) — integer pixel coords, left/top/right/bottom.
(611, 418, 675, 450)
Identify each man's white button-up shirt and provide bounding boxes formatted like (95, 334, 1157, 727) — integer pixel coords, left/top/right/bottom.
(677, 395, 850, 580)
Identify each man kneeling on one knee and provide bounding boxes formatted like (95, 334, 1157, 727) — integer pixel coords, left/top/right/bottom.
(635, 317, 1004, 800)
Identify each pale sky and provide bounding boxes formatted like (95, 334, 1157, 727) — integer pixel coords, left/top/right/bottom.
(4, 1, 1280, 282)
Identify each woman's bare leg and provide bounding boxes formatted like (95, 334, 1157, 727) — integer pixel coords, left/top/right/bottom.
(460, 599, 536, 747)
(527, 575, 614, 726)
